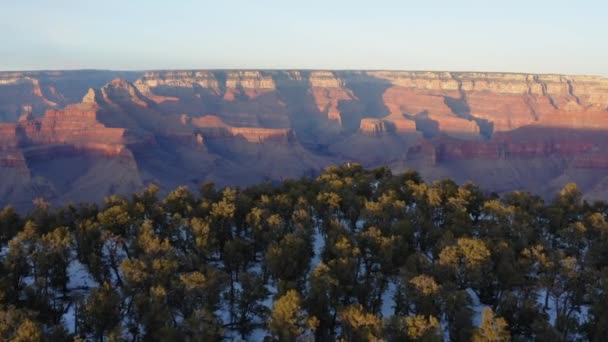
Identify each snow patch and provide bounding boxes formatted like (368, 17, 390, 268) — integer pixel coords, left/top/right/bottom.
(381, 280, 396, 317)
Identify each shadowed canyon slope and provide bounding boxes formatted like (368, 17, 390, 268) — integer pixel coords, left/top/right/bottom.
(1, 69, 608, 208)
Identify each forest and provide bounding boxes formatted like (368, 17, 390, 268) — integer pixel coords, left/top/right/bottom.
(0, 163, 607, 341)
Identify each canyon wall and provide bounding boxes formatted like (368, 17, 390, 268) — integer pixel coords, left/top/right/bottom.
(1, 69, 608, 208)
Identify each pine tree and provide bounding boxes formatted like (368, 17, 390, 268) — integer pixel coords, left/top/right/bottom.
(78, 281, 121, 342)
(339, 304, 381, 341)
(472, 307, 510, 342)
(405, 314, 442, 341)
(12, 318, 42, 342)
(268, 289, 308, 341)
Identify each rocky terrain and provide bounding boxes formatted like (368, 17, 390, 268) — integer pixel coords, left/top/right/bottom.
(1, 69, 607, 209)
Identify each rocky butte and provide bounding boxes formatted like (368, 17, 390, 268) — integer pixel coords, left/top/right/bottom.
(1, 69, 608, 209)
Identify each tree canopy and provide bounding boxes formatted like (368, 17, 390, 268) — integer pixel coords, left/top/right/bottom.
(0, 164, 604, 341)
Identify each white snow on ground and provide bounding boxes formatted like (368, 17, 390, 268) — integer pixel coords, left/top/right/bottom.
(263, 282, 277, 310)
(63, 302, 78, 334)
(248, 262, 262, 275)
(536, 289, 557, 326)
(0, 244, 8, 257)
(381, 280, 397, 317)
(67, 258, 99, 289)
(219, 277, 274, 341)
(62, 257, 100, 334)
(466, 288, 487, 327)
(440, 316, 451, 341)
(225, 328, 268, 342)
(311, 229, 325, 270)
(534, 289, 590, 326)
(356, 219, 365, 230)
(247, 328, 268, 341)
(576, 305, 590, 322)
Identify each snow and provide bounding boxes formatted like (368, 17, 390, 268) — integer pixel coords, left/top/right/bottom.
(381, 280, 397, 317)
(356, 219, 365, 230)
(0, 244, 8, 257)
(62, 257, 99, 334)
(224, 328, 268, 341)
(263, 282, 277, 310)
(440, 316, 450, 341)
(67, 258, 99, 289)
(247, 328, 268, 341)
(576, 305, 590, 322)
(534, 289, 590, 327)
(63, 302, 78, 334)
(310, 228, 325, 270)
(217, 275, 274, 341)
(535, 289, 557, 326)
(466, 288, 487, 327)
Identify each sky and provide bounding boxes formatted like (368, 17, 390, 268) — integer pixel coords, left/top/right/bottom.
(1, 0, 606, 75)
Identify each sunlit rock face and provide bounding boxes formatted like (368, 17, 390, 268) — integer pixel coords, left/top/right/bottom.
(1, 69, 608, 208)
(359, 118, 395, 136)
(307, 71, 355, 127)
(0, 102, 131, 157)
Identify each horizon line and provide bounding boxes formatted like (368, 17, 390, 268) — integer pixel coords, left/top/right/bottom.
(0, 68, 606, 79)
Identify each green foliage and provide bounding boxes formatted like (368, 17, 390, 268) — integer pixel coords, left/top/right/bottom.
(0, 164, 606, 340)
(268, 289, 308, 341)
(78, 281, 121, 340)
(339, 304, 382, 341)
(472, 307, 511, 341)
(405, 314, 442, 341)
(0, 206, 20, 244)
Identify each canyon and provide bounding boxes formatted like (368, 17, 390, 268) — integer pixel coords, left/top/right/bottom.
(1, 69, 607, 209)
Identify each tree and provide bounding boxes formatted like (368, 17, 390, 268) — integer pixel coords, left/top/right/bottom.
(227, 272, 269, 339)
(322, 231, 360, 303)
(306, 262, 339, 341)
(584, 270, 608, 339)
(357, 226, 400, 312)
(37, 226, 72, 294)
(11, 318, 42, 342)
(439, 238, 491, 294)
(0, 206, 20, 244)
(132, 183, 164, 223)
(183, 309, 224, 342)
(495, 291, 551, 340)
(163, 186, 195, 217)
(78, 281, 121, 342)
(224, 237, 252, 284)
(184, 217, 215, 261)
(316, 191, 342, 221)
(265, 232, 312, 293)
(178, 267, 227, 318)
(403, 274, 442, 317)
(210, 188, 237, 255)
(405, 314, 442, 341)
(4, 221, 39, 298)
(268, 289, 309, 341)
(0, 307, 38, 341)
(97, 200, 131, 236)
(0, 165, 606, 340)
(442, 286, 474, 341)
(339, 304, 382, 341)
(472, 307, 510, 342)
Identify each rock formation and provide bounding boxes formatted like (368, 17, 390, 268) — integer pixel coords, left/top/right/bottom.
(0, 102, 130, 156)
(189, 115, 294, 143)
(359, 118, 395, 136)
(308, 71, 356, 127)
(1, 69, 608, 209)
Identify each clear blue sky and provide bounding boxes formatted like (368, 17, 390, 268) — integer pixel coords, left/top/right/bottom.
(1, 0, 606, 75)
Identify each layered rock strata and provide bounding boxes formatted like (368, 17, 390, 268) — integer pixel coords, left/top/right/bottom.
(1, 69, 608, 207)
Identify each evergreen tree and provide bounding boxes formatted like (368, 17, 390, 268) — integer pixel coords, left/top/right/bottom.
(268, 289, 309, 341)
(78, 281, 121, 342)
(472, 307, 510, 342)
